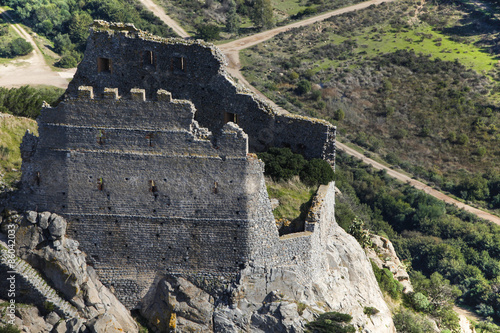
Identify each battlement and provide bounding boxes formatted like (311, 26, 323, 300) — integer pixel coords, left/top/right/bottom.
(20, 22, 337, 308)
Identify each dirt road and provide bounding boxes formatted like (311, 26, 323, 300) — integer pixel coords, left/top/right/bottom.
(337, 142, 500, 225)
(0, 8, 75, 88)
(137, 0, 190, 38)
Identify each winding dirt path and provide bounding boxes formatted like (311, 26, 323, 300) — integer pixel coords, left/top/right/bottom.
(337, 143, 500, 225)
(0, 8, 75, 88)
(137, 0, 190, 38)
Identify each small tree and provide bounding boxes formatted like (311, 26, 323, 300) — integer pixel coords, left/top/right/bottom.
(226, 0, 240, 34)
(251, 0, 274, 30)
(196, 24, 221, 41)
(334, 108, 345, 121)
(296, 79, 312, 95)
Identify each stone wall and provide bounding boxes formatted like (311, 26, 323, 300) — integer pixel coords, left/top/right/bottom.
(18, 21, 339, 309)
(66, 21, 336, 162)
(20, 90, 282, 307)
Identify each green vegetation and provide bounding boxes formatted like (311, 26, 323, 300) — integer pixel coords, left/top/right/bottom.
(265, 176, 316, 233)
(0, 85, 64, 119)
(157, 0, 365, 41)
(257, 147, 334, 186)
(0, 86, 56, 187)
(371, 260, 404, 300)
(4, 0, 175, 62)
(0, 325, 21, 333)
(305, 311, 355, 333)
(0, 114, 37, 188)
(335, 151, 500, 324)
(241, 0, 500, 213)
(0, 21, 32, 58)
(258, 147, 333, 234)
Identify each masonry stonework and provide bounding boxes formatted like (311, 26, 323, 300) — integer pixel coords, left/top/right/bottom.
(19, 21, 337, 309)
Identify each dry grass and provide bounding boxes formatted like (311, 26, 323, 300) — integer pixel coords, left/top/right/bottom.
(0, 114, 37, 186)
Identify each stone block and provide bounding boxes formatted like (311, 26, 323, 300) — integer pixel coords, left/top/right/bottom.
(130, 88, 146, 101)
(157, 89, 172, 102)
(78, 86, 94, 99)
(104, 88, 119, 100)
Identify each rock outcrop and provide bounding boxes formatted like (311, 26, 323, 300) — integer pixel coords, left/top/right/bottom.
(367, 234, 413, 293)
(0, 209, 138, 333)
(140, 219, 395, 332)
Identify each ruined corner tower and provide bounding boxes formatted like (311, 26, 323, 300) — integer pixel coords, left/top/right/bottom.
(20, 21, 336, 308)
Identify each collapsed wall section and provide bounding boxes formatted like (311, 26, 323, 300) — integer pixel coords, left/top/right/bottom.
(66, 21, 336, 163)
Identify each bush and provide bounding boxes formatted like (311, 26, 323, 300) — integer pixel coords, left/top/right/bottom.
(56, 53, 78, 68)
(296, 79, 312, 95)
(0, 325, 21, 333)
(9, 38, 33, 56)
(371, 260, 404, 299)
(410, 292, 430, 312)
(196, 24, 221, 41)
(258, 147, 306, 181)
(0, 38, 33, 58)
(300, 158, 334, 186)
(258, 148, 334, 186)
(334, 108, 345, 121)
(305, 312, 355, 333)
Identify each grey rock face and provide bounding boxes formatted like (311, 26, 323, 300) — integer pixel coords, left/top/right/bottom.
(27, 210, 37, 224)
(48, 214, 66, 238)
(38, 211, 51, 229)
(3, 210, 139, 333)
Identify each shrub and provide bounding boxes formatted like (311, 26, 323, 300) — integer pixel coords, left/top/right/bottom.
(300, 158, 334, 186)
(9, 38, 33, 56)
(196, 24, 221, 41)
(371, 260, 404, 299)
(258, 147, 306, 181)
(296, 79, 312, 95)
(57, 53, 78, 68)
(0, 325, 21, 333)
(305, 312, 355, 333)
(258, 147, 333, 186)
(334, 108, 345, 121)
(456, 133, 469, 145)
(363, 306, 379, 317)
(411, 292, 430, 312)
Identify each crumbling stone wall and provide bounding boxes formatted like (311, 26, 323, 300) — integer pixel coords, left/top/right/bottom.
(18, 21, 338, 309)
(20, 89, 282, 307)
(66, 21, 336, 163)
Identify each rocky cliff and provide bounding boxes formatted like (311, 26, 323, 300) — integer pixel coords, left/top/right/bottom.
(0, 208, 394, 332)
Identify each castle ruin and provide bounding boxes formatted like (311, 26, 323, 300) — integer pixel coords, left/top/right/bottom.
(19, 21, 337, 309)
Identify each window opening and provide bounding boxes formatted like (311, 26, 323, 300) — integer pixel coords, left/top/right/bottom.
(97, 178, 104, 191)
(144, 51, 154, 67)
(97, 57, 112, 73)
(171, 57, 185, 72)
(224, 112, 237, 124)
(35, 171, 41, 186)
(213, 181, 218, 194)
(145, 133, 154, 147)
(149, 180, 158, 193)
(97, 129, 105, 145)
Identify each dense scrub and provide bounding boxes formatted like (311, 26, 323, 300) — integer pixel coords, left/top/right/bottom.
(258, 147, 333, 234)
(335, 151, 500, 325)
(258, 147, 334, 186)
(4, 0, 175, 63)
(156, 0, 366, 41)
(241, 0, 500, 212)
(0, 85, 64, 118)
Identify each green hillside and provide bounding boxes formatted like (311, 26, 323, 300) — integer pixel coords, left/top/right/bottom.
(240, 0, 500, 213)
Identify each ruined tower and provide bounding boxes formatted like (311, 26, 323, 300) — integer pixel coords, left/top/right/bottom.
(20, 21, 336, 308)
